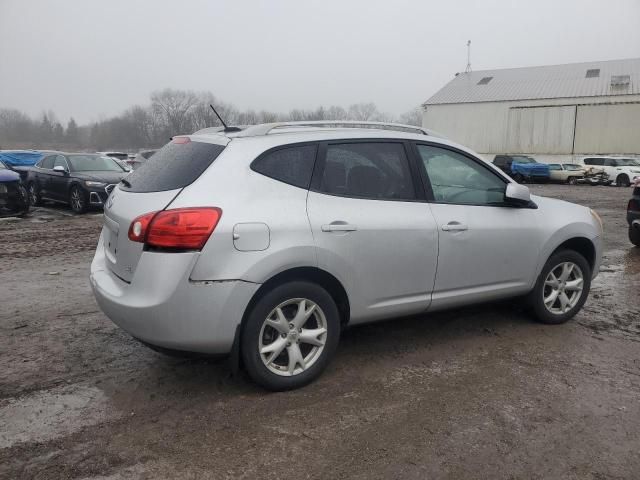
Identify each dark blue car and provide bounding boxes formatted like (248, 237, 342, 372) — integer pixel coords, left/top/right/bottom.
(0, 159, 30, 217)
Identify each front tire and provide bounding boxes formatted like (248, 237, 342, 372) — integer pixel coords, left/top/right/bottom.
(630, 226, 640, 247)
(513, 173, 525, 184)
(69, 185, 87, 213)
(241, 281, 340, 391)
(567, 177, 578, 185)
(528, 250, 591, 324)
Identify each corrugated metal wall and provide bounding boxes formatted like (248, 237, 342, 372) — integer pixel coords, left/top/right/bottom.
(423, 95, 640, 155)
(506, 106, 575, 154)
(574, 103, 640, 154)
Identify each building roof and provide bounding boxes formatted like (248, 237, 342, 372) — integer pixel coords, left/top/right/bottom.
(424, 58, 640, 105)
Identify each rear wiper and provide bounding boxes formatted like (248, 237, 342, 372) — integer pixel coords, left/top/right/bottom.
(120, 179, 132, 188)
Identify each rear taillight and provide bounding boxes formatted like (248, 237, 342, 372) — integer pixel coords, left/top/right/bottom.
(128, 207, 222, 250)
(628, 199, 640, 213)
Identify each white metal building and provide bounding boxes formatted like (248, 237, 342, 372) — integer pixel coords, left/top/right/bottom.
(422, 58, 640, 163)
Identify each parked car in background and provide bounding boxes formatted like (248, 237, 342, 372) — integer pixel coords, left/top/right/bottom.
(91, 121, 603, 390)
(0, 159, 30, 217)
(128, 149, 157, 170)
(493, 155, 550, 183)
(628, 179, 640, 246)
(0, 150, 45, 181)
(28, 153, 129, 213)
(547, 164, 585, 184)
(580, 157, 640, 187)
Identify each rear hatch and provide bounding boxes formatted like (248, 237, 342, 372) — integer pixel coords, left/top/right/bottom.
(102, 137, 226, 282)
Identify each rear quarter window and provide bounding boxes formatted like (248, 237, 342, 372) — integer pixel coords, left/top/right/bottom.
(251, 144, 317, 189)
(121, 140, 225, 193)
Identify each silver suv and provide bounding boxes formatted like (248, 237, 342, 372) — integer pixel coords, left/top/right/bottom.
(91, 121, 603, 390)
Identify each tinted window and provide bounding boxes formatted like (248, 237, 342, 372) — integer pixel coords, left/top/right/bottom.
(548, 164, 561, 170)
(319, 143, 415, 200)
(252, 145, 317, 189)
(0, 160, 6, 170)
(40, 156, 55, 169)
(122, 140, 225, 193)
(417, 145, 506, 205)
(584, 158, 604, 166)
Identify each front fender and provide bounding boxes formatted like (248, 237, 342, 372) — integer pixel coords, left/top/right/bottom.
(533, 222, 601, 286)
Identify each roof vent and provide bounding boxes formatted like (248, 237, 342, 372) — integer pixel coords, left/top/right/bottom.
(585, 69, 600, 78)
(611, 75, 630, 86)
(477, 76, 493, 85)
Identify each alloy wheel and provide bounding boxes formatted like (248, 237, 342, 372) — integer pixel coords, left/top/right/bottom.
(71, 188, 84, 212)
(29, 184, 38, 205)
(259, 298, 328, 376)
(542, 262, 584, 315)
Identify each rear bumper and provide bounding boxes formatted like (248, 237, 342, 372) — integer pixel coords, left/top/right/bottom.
(90, 232, 260, 354)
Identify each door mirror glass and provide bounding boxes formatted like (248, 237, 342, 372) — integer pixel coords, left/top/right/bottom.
(52, 165, 67, 173)
(505, 183, 531, 206)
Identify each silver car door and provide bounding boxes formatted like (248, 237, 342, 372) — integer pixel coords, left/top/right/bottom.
(415, 143, 542, 310)
(306, 141, 438, 325)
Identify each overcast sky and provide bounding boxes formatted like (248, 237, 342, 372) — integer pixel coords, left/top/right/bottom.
(1, 0, 639, 124)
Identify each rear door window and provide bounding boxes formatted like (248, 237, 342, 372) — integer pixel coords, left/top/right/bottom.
(317, 142, 416, 200)
(121, 139, 225, 193)
(251, 144, 317, 189)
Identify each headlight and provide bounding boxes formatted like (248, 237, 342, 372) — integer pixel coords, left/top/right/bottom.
(590, 209, 603, 233)
(0, 184, 7, 194)
(85, 181, 107, 188)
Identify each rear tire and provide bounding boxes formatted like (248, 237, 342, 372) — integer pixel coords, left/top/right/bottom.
(69, 185, 87, 213)
(567, 177, 578, 185)
(616, 174, 631, 187)
(528, 250, 591, 325)
(28, 182, 41, 206)
(630, 226, 640, 247)
(241, 281, 340, 391)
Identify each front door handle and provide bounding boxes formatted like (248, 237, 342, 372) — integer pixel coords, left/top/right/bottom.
(321, 222, 358, 232)
(442, 222, 468, 232)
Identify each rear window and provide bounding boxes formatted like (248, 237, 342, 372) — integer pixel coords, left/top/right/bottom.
(121, 140, 225, 193)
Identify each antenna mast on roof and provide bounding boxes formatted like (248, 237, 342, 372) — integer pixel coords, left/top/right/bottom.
(465, 40, 472, 73)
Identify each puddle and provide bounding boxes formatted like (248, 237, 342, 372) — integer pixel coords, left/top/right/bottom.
(0, 384, 121, 448)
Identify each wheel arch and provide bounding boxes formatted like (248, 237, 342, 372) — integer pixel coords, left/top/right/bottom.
(242, 266, 351, 328)
(550, 236, 596, 272)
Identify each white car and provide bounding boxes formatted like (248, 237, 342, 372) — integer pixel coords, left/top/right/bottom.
(547, 164, 585, 184)
(90, 121, 603, 390)
(580, 157, 640, 187)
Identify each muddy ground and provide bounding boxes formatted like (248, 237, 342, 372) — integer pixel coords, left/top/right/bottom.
(1, 185, 639, 480)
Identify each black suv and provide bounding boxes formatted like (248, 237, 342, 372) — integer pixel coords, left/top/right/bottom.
(27, 153, 128, 213)
(628, 181, 640, 246)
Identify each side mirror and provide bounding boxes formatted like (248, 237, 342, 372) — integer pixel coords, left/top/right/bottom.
(505, 183, 532, 206)
(53, 165, 68, 174)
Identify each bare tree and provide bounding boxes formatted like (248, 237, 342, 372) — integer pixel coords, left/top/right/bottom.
(398, 107, 423, 126)
(150, 88, 198, 136)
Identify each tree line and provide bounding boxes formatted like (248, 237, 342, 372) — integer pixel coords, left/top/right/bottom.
(0, 89, 423, 152)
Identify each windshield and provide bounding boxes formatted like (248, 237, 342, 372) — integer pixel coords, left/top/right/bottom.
(563, 164, 583, 170)
(67, 155, 124, 172)
(512, 156, 536, 164)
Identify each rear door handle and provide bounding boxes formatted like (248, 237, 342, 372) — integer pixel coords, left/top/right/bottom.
(442, 222, 468, 232)
(321, 223, 358, 232)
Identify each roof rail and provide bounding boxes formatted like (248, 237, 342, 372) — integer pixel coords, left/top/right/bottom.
(233, 121, 435, 137)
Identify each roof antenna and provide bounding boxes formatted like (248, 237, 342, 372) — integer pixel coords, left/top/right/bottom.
(465, 40, 472, 73)
(209, 104, 241, 132)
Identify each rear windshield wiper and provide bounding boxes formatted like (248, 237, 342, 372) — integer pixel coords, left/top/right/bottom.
(120, 179, 132, 188)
